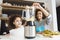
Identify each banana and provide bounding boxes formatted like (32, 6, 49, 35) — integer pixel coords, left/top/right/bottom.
(42, 30, 60, 37)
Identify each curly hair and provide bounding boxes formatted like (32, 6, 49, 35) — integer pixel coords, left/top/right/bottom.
(35, 9, 46, 20)
(8, 14, 22, 30)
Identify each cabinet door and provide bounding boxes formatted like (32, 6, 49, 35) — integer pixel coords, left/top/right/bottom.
(56, 6, 60, 32)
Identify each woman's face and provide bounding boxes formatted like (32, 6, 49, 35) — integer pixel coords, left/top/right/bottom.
(37, 11, 43, 20)
(13, 17, 22, 28)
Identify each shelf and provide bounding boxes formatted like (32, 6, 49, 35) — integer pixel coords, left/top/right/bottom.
(0, 4, 33, 10)
(0, 17, 9, 20)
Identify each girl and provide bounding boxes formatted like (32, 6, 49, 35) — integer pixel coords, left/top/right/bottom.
(8, 14, 24, 40)
(33, 3, 51, 33)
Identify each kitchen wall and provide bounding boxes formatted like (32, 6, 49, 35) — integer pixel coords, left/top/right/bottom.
(0, 0, 3, 29)
(56, 0, 60, 7)
(0, 0, 3, 10)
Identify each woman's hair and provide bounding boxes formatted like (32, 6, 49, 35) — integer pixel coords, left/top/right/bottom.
(8, 14, 22, 30)
(35, 9, 46, 20)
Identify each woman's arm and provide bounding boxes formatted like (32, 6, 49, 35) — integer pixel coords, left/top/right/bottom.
(45, 14, 52, 25)
(32, 3, 49, 17)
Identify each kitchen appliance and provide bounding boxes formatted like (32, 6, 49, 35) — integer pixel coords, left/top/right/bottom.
(23, 6, 36, 39)
(22, 6, 35, 20)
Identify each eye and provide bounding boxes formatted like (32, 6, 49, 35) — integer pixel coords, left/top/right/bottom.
(16, 20, 20, 22)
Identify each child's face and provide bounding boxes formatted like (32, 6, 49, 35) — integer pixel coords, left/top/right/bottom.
(13, 17, 22, 28)
(37, 11, 43, 20)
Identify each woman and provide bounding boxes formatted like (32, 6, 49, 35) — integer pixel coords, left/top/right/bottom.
(33, 3, 51, 33)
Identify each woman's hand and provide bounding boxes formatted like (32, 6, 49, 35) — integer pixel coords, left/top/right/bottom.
(32, 3, 42, 9)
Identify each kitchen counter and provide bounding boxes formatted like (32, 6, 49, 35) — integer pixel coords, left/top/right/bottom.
(0, 34, 60, 40)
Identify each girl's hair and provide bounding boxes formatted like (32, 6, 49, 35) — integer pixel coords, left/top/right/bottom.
(8, 14, 22, 30)
(22, 19, 26, 25)
(22, 19, 27, 26)
(35, 9, 46, 20)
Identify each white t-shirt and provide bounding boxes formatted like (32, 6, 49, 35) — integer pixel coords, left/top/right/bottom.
(9, 26, 24, 40)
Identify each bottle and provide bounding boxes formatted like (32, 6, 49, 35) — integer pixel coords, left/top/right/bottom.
(24, 21, 36, 39)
